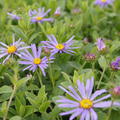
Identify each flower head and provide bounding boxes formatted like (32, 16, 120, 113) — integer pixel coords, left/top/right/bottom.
(0, 35, 30, 64)
(7, 12, 21, 20)
(110, 57, 120, 70)
(19, 44, 54, 76)
(94, 0, 114, 7)
(54, 7, 61, 16)
(29, 8, 54, 23)
(112, 86, 120, 96)
(56, 77, 120, 120)
(41, 35, 77, 56)
(84, 53, 96, 61)
(96, 38, 106, 51)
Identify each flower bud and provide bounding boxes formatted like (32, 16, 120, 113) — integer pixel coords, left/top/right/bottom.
(84, 53, 96, 61)
(110, 57, 120, 71)
(96, 38, 106, 52)
(54, 7, 61, 17)
(112, 86, 120, 96)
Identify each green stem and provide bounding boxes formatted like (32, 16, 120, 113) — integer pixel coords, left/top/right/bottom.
(82, 61, 87, 68)
(79, 61, 86, 72)
(92, 62, 95, 72)
(3, 85, 16, 120)
(37, 69, 43, 86)
(110, 71, 115, 82)
(97, 68, 105, 89)
(106, 98, 114, 120)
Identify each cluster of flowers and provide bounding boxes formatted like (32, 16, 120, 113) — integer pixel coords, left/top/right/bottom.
(7, 7, 61, 22)
(84, 38, 120, 71)
(2, 1, 118, 120)
(1, 37, 119, 119)
(0, 34, 76, 76)
(7, 0, 114, 21)
(56, 77, 120, 120)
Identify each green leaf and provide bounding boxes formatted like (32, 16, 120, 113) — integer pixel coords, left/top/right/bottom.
(0, 86, 12, 94)
(29, 33, 40, 44)
(1, 101, 7, 113)
(25, 92, 37, 106)
(110, 41, 120, 53)
(19, 105, 25, 117)
(15, 96, 21, 113)
(15, 96, 25, 116)
(37, 86, 47, 103)
(68, 61, 80, 70)
(11, 26, 27, 39)
(73, 69, 94, 85)
(66, 0, 73, 10)
(10, 116, 22, 120)
(110, 110, 120, 120)
(98, 111, 107, 120)
(16, 76, 31, 89)
(39, 101, 50, 113)
(27, 84, 39, 91)
(73, 71, 80, 84)
(0, 93, 11, 102)
(48, 0, 57, 13)
(98, 56, 107, 70)
(61, 72, 71, 82)
(24, 106, 37, 117)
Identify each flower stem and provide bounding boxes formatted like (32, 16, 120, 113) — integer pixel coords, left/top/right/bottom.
(3, 85, 16, 120)
(97, 68, 105, 89)
(79, 61, 86, 73)
(106, 98, 114, 120)
(92, 62, 95, 72)
(37, 69, 43, 86)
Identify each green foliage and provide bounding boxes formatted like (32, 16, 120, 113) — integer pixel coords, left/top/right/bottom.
(0, 86, 12, 94)
(98, 56, 107, 70)
(0, 0, 120, 120)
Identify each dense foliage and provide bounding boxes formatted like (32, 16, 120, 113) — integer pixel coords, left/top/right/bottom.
(0, 0, 120, 120)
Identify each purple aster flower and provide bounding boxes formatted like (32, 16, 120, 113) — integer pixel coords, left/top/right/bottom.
(96, 38, 106, 51)
(19, 44, 54, 76)
(29, 7, 54, 23)
(54, 7, 61, 16)
(0, 35, 30, 64)
(56, 77, 120, 120)
(94, 0, 114, 7)
(110, 57, 120, 70)
(7, 12, 21, 20)
(41, 35, 77, 56)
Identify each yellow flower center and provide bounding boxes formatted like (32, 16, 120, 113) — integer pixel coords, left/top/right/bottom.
(33, 58, 42, 64)
(56, 44, 64, 50)
(7, 45, 17, 54)
(101, 0, 107, 2)
(36, 16, 43, 21)
(80, 99, 93, 109)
